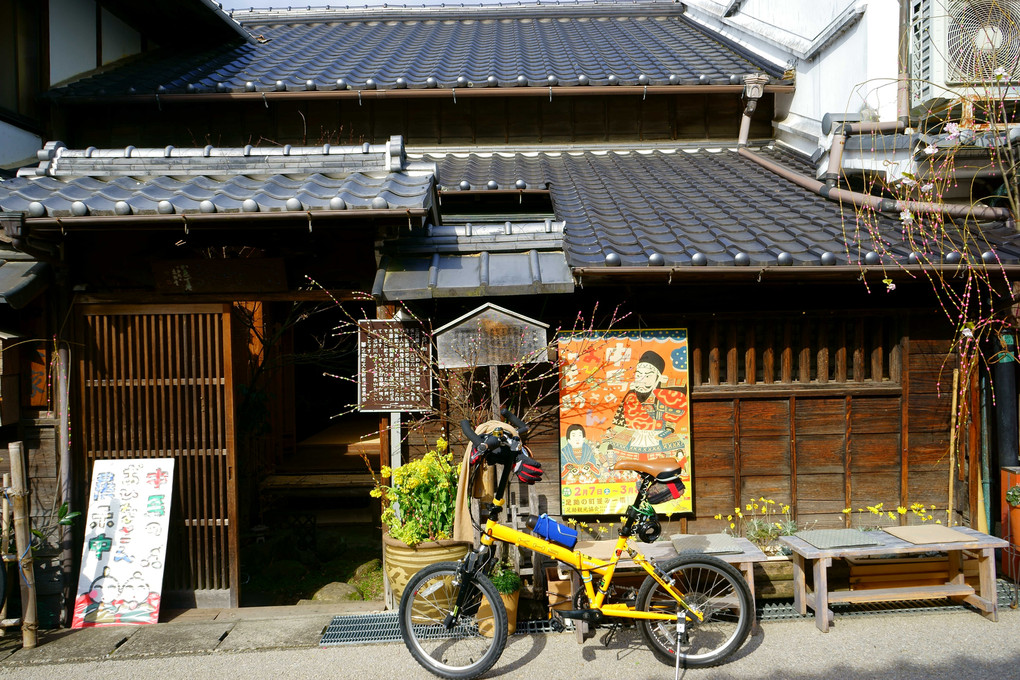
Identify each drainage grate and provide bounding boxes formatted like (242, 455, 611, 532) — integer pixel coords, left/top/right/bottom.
(320, 613, 559, 646)
(321, 613, 401, 646)
(321, 579, 1019, 646)
(758, 578, 1018, 622)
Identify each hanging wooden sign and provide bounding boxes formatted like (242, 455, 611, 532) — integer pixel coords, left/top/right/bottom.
(358, 319, 431, 412)
(72, 458, 175, 627)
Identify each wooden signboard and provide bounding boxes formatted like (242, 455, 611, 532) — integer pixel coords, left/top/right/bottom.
(435, 303, 549, 369)
(72, 458, 175, 627)
(358, 319, 431, 412)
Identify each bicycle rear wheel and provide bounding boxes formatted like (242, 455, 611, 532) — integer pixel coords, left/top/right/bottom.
(399, 561, 507, 680)
(636, 553, 752, 668)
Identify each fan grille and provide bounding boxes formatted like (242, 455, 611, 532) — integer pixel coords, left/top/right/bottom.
(947, 0, 1020, 82)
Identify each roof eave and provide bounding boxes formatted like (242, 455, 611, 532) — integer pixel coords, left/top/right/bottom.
(571, 264, 1020, 282)
(52, 84, 794, 105)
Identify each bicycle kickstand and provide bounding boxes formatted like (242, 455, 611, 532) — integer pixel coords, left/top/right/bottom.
(673, 617, 686, 680)
(599, 622, 621, 647)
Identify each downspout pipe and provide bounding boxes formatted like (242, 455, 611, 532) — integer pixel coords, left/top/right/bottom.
(822, 117, 908, 187)
(737, 73, 771, 147)
(738, 145, 1014, 224)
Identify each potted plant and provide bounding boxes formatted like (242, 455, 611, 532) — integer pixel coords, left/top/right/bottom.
(489, 559, 522, 634)
(370, 438, 470, 605)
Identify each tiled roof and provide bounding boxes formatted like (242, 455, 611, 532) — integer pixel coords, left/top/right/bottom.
(0, 139, 436, 217)
(50, 1, 783, 98)
(419, 145, 1020, 268)
(0, 248, 49, 309)
(374, 220, 574, 299)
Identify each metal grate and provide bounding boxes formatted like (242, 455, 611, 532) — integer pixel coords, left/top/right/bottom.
(321, 580, 1019, 645)
(320, 612, 560, 646)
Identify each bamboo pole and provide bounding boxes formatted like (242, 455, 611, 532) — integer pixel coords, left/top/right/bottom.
(9, 442, 37, 648)
(0, 473, 10, 633)
(948, 369, 959, 527)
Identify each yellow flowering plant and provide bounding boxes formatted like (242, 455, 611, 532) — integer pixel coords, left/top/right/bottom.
(715, 497, 801, 555)
(841, 501, 940, 529)
(368, 438, 460, 546)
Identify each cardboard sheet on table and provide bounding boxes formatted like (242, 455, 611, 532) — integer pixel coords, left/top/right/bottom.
(670, 533, 744, 555)
(794, 528, 882, 550)
(883, 524, 974, 545)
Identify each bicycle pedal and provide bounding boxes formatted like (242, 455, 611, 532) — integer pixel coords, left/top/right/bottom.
(549, 610, 567, 632)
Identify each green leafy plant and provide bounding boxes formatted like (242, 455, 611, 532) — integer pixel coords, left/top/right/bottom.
(716, 497, 801, 555)
(30, 502, 81, 551)
(368, 438, 459, 547)
(1007, 486, 1020, 508)
(489, 559, 521, 595)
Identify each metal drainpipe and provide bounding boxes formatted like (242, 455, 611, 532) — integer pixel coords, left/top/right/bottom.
(822, 119, 907, 187)
(737, 145, 1013, 223)
(737, 73, 770, 147)
(996, 334, 1020, 469)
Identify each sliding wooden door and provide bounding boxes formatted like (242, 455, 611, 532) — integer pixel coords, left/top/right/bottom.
(77, 304, 239, 607)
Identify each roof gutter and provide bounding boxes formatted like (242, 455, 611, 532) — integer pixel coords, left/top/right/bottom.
(737, 146, 1014, 225)
(54, 84, 794, 106)
(17, 208, 429, 232)
(572, 262, 1020, 282)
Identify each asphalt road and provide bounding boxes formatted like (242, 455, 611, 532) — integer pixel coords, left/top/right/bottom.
(2, 606, 1018, 680)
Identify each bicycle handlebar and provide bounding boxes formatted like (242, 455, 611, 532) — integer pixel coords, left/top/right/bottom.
(499, 408, 529, 436)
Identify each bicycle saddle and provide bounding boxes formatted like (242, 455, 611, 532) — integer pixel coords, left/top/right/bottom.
(613, 457, 684, 482)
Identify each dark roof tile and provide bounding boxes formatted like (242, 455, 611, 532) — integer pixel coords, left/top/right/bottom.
(52, 3, 782, 98)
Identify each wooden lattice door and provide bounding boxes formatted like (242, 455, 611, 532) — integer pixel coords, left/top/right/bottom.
(77, 304, 240, 607)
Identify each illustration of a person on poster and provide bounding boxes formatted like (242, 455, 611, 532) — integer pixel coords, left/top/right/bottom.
(604, 349, 688, 460)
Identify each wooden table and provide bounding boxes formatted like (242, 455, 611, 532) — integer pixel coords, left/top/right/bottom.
(779, 526, 1007, 632)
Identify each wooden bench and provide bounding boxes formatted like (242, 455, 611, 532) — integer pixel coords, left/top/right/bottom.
(779, 526, 1008, 632)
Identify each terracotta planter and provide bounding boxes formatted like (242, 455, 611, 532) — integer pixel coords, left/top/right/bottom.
(382, 533, 471, 605)
(478, 590, 519, 637)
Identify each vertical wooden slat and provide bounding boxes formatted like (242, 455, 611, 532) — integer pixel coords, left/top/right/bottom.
(708, 321, 720, 385)
(744, 324, 756, 385)
(762, 322, 774, 384)
(799, 320, 812, 383)
(817, 320, 829, 384)
(726, 323, 738, 385)
(221, 306, 240, 605)
(853, 319, 865, 382)
(900, 333, 911, 519)
(781, 320, 793, 383)
(790, 395, 798, 516)
(871, 320, 884, 382)
(845, 395, 853, 514)
(835, 320, 848, 382)
(691, 325, 703, 387)
(889, 319, 903, 382)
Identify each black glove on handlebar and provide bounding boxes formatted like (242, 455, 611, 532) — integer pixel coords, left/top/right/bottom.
(513, 451, 543, 484)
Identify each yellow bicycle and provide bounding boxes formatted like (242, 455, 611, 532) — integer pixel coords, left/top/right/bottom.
(398, 410, 752, 679)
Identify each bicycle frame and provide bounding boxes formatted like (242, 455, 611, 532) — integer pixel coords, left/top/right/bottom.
(478, 497, 701, 623)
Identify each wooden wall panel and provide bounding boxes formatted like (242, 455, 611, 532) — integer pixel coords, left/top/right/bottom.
(796, 435, 845, 474)
(794, 397, 845, 435)
(738, 436, 790, 475)
(738, 475, 790, 504)
(850, 471, 901, 506)
(690, 400, 734, 437)
(850, 397, 901, 433)
(849, 433, 901, 472)
(739, 400, 789, 436)
(692, 437, 736, 475)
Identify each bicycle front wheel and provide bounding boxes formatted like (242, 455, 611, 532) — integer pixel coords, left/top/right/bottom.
(399, 561, 507, 680)
(636, 553, 752, 668)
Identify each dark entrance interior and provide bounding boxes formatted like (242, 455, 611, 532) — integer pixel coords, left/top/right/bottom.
(237, 300, 383, 606)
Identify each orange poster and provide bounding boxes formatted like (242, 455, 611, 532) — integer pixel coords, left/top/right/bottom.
(558, 330, 691, 515)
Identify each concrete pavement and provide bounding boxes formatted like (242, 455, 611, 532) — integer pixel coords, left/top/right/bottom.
(0, 598, 1018, 679)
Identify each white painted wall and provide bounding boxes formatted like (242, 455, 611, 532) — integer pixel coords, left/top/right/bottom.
(49, 0, 98, 86)
(685, 1, 903, 157)
(0, 120, 42, 170)
(101, 7, 141, 65)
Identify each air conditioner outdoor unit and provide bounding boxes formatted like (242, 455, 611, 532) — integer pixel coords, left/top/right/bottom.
(911, 0, 1020, 106)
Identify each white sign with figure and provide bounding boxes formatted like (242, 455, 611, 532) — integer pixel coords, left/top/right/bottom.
(72, 458, 175, 627)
